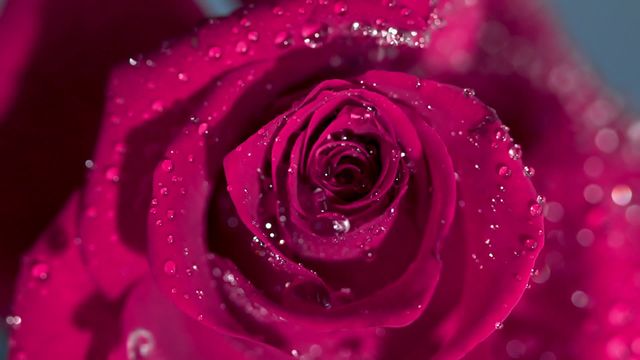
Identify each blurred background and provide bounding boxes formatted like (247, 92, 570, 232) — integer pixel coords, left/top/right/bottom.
(553, 0, 640, 110)
(0, 0, 638, 358)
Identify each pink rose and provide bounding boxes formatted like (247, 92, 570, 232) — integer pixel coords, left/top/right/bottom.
(3, 0, 637, 359)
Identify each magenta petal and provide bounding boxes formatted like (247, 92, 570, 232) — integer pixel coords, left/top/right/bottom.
(223, 75, 454, 330)
(114, 277, 284, 359)
(10, 194, 124, 359)
(426, 0, 640, 358)
(357, 71, 543, 359)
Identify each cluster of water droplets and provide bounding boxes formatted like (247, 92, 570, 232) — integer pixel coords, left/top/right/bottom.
(349, 22, 428, 49)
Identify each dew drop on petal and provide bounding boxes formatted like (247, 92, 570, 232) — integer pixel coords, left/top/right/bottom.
(494, 126, 508, 142)
(383, 0, 397, 8)
(274, 31, 293, 47)
(508, 144, 522, 160)
(161, 159, 174, 173)
(332, 218, 351, 234)
(497, 164, 512, 178)
(521, 237, 539, 251)
(247, 31, 259, 42)
(207, 46, 222, 60)
(301, 22, 328, 48)
(164, 260, 176, 275)
(333, 1, 348, 15)
(523, 166, 535, 177)
(235, 41, 249, 54)
(127, 328, 155, 360)
(463, 88, 476, 97)
(151, 100, 164, 112)
(106, 167, 120, 183)
(529, 198, 544, 217)
(30, 261, 50, 281)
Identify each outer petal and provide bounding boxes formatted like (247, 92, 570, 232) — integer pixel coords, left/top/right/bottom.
(422, 0, 640, 359)
(111, 277, 282, 360)
(9, 194, 124, 359)
(360, 71, 544, 359)
(0, 0, 202, 312)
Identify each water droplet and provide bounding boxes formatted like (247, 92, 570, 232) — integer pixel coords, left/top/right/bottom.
(332, 218, 351, 233)
(333, 1, 348, 15)
(177, 72, 188, 82)
(523, 166, 535, 177)
(106, 167, 120, 183)
(301, 22, 328, 48)
(30, 261, 50, 281)
(239, 17, 251, 27)
(127, 328, 155, 360)
(151, 100, 164, 112)
(161, 159, 174, 172)
(529, 197, 544, 217)
(521, 237, 538, 250)
(508, 144, 522, 160)
(497, 164, 511, 177)
(207, 46, 222, 60)
(164, 260, 176, 275)
(463, 88, 476, 97)
(494, 126, 508, 142)
(235, 41, 249, 54)
(495, 321, 504, 330)
(383, 0, 397, 7)
(247, 31, 259, 42)
(274, 31, 293, 47)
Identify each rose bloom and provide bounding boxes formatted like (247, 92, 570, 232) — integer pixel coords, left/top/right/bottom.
(1, 0, 639, 359)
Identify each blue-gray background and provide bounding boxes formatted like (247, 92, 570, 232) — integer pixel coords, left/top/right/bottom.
(0, 0, 638, 359)
(553, 0, 640, 110)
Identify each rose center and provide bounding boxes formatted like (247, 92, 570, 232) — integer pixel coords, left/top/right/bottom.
(313, 131, 381, 203)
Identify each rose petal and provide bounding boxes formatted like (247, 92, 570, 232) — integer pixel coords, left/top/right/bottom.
(114, 277, 282, 359)
(426, 0, 640, 358)
(79, 0, 433, 300)
(10, 194, 125, 359)
(357, 71, 543, 359)
(0, 0, 202, 310)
